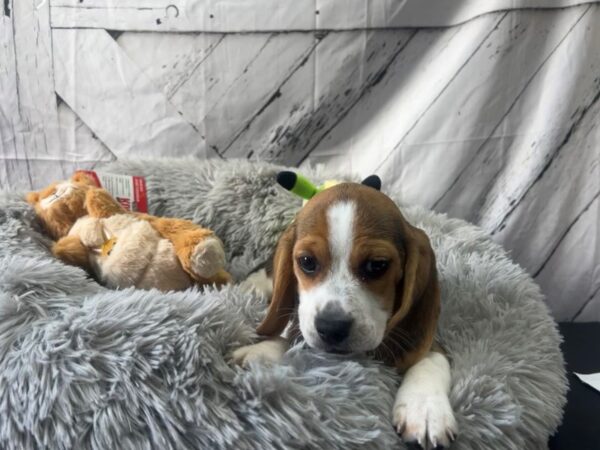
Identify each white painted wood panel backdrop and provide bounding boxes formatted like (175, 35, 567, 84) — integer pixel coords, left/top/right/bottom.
(0, 0, 598, 321)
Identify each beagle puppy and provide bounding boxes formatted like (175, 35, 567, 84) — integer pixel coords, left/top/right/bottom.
(233, 178, 457, 449)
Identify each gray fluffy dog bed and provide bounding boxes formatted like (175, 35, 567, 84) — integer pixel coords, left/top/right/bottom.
(0, 159, 566, 449)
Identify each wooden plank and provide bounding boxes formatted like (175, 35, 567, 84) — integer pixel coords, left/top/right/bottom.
(12, 0, 60, 157)
(175, 33, 316, 155)
(373, 6, 587, 209)
(0, 7, 19, 162)
(248, 29, 416, 165)
(492, 88, 599, 284)
(479, 7, 600, 234)
(161, 32, 316, 157)
(217, 34, 320, 159)
(50, 0, 599, 31)
(571, 285, 600, 321)
(50, 0, 314, 32)
(317, 0, 600, 28)
(52, 28, 210, 158)
(303, 13, 503, 175)
(57, 101, 115, 164)
(535, 195, 599, 321)
(116, 32, 225, 142)
(116, 32, 224, 99)
(382, 0, 598, 27)
(169, 33, 274, 139)
(0, 159, 98, 190)
(432, 5, 594, 223)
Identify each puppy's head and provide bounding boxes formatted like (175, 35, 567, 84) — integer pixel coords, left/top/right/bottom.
(258, 179, 440, 362)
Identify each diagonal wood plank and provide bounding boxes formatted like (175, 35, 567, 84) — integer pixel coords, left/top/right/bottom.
(117, 32, 226, 143)
(432, 5, 593, 220)
(186, 33, 316, 156)
(12, 0, 60, 157)
(52, 28, 210, 158)
(535, 194, 599, 321)
(171, 33, 275, 142)
(492, 88, 599, 282)
(221, 30, 415, 163)
(384, 7, 589, 211)
(571, 284, 600, 321)
(265, 29, 416, 166)
(303, 13, 503, 174)
(478, 7, 600, 234)
(114, 32, 318, 158)
(57, 101, 115, 164)
(117, 32, 225, 100)
(218, 34, 320, 159)
(187, 33, 317, 157)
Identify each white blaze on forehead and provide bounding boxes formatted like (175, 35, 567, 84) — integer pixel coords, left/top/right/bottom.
(298, 199, 388, 352)
(326, 201, 355, 269)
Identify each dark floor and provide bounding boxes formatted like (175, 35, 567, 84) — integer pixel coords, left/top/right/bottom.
(548, 322, 600, 450)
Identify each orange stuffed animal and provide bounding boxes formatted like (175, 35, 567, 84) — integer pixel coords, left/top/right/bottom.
(26, 173, 231, 291)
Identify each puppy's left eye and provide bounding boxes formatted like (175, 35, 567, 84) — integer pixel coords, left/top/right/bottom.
(297, 255, 319, 275)
(360, 259, 389, 280)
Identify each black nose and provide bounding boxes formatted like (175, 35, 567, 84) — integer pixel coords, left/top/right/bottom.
(315, 311, 353, 345)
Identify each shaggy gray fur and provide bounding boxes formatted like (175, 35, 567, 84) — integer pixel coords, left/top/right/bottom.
(0, 159, 566, 449)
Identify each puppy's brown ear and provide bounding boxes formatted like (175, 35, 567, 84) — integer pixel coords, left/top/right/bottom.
(256, 223, 297, 337)
(386, 223, 440, 368)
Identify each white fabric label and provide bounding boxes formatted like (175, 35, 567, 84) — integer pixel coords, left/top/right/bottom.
(76, 170, 148, 213)
(575, 373, 600, 393)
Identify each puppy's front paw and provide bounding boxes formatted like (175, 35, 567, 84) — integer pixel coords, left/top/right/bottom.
(231, 339, 287, 368)
(393, 390, 457, 449)
(191, 236, 226, 278)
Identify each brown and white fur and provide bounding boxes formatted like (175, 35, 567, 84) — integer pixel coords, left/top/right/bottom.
(233, 181, 457, 449)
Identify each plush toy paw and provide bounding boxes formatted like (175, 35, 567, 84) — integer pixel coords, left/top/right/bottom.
(238, 268, 273, 298)
(68, 216, 105, 248)
(190, 236, 226, 278)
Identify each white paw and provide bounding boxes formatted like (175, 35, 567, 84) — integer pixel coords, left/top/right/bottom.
(231, 339, 287, 368)
(191, 237, 226, 278)
(393, 390, 457, 449)
(238, 268, 273, 298)
(68, 216, 105, 247)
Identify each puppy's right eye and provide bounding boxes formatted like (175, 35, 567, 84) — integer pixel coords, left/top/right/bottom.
(297, 255, 318, 275)
(360, 259, 389, 280)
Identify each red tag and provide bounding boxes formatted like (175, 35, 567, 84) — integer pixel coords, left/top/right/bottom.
(76, 170, 148, 213)
(132, 175, 148, 214)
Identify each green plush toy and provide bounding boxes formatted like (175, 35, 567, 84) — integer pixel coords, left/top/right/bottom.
(276, 171, 381, 203)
